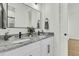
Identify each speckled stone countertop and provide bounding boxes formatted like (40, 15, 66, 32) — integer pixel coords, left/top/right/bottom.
(0, 33, 54, 53)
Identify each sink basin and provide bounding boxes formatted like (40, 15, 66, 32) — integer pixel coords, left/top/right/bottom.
(12, 38, 30, 44)
(8, 36, 31, 44)
(38, 35, 46, 39)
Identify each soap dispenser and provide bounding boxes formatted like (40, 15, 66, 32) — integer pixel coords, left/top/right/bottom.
(4, 32, 9, 41)
(44, 18, 49, 30)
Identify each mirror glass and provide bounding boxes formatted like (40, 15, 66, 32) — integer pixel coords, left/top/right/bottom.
(7, 3, 41, 28)
(0, 4, 2, 28)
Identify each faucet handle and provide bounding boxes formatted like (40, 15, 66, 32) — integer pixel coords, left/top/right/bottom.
(5, 32, 9, 35)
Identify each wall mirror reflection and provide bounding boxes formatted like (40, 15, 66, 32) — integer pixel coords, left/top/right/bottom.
(8, 5, 15, 28)
(7, 3, 41, 28)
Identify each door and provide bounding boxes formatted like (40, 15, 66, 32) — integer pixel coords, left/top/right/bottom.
(59, 3, 68, 56)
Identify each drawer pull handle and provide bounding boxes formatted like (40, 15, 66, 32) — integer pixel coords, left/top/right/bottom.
(48, 44, 50, 53)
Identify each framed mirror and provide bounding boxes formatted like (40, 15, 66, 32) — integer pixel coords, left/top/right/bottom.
(7, 3, 41, 28)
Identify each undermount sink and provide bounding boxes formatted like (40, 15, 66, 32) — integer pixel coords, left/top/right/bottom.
(8, 36, 31, 44)
(12, 38, 30, 44)
(38, 35, 46, 39)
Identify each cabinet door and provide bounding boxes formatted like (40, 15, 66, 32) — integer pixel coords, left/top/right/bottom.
(50, 37, 54, 55)
(26, 47, 41, 56)
(40, 37, 53, 56)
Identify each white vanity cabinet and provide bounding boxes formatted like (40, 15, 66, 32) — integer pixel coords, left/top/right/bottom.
(0, 37, 53, 56)
(26, 48, 41, 56)
(24, 41, 41, 56)
(40, 37, 53, 56)
(1, 41, 41, 56)
(26, 37, 53, 56)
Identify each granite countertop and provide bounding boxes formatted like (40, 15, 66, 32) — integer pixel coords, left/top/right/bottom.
(0, 33, 54, 53)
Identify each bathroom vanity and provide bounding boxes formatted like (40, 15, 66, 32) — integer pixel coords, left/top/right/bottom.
(0, 33, 54, 56)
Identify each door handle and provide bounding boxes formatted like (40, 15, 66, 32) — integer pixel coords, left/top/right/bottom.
(64, 33, 67, 36)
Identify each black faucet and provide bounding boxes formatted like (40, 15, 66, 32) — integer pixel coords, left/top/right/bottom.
(4, 32, 13, 41)
(19, 32, 22, 38)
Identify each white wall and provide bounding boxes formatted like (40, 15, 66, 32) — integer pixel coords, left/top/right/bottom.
(40, 3, 60, 56)
(68, 3, 79, 39)
(40, 3, 55, 32)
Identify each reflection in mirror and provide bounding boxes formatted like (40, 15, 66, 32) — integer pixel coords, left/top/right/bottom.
(8, 5, 15, 28)
(7, 3, 41, 29)
(0, 3, 7, 29)
(31, 9, 40, 29)
(0, 4, 2, 28)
